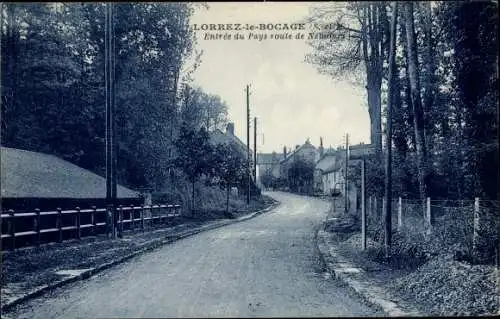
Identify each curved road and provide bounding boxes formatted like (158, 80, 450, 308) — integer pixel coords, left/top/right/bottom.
(8, 192, 380, 318)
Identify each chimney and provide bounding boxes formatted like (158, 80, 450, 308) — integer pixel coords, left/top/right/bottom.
(319, 137, 324, 156)
(295, 144, 300, 150)
(226, 122, 234, 135)
(283, 146, 287, 159)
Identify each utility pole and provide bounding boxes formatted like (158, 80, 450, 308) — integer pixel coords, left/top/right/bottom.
(105, 3, 117, 238)
(361, 158, 366, 250)
(344, 133, 349, 214)
(254, 117, 257, 185)
(0, 2, 3, 141)
(246, 84, 251, 205)
(384, 1, 399, 258)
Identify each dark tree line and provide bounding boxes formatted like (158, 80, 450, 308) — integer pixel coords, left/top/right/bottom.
(306, 1, 498, 201)
(1, 3, 230, 192)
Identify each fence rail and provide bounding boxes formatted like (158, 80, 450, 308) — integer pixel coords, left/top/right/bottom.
(0, 204, 181, 251)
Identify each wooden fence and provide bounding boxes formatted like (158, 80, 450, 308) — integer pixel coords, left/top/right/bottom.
(0, 204, 181, 251)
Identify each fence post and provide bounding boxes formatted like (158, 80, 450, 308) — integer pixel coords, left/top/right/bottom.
(106, 204, 112, 238)
(8, 209, 15, 251)
(473, 197, 480, 263)
(130, 204, 135, 231)
(35, 208, 41, 247)
(397, 197, 402, 231)
(91, 206, 97, 236)
(368, 196, 371, 216)
(382, 197, 386, 222)
(141, 205, 145, 230)
(57, 208, 62, 243)
(374, 197, 378, 218)
(425, 197, 431, 235)
(76, 207, 81, 239)
(361, 159, 366, 250)
(118, 205, 123, 238)
(152, 205, 156, 227)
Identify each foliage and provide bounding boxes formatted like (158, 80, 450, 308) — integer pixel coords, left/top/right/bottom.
(287, 157, 315, 193)
(305, 2, 390, 154)
(306, 1, 499, 204)
(174, 124, 214, 184)
(260, 169, 277, 189)
(173, 124, 213, 211)
(180, 85, 229, 132)
(0, 3, 228, 193)
(212, 142, 247, 188)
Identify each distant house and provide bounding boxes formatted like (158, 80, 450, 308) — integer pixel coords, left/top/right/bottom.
(1, 146, 141, 212)
(279, 139, 320, 193)
(209, 122, 249, 158)
(315, 148, 344, 195)
(280, 138, 318, 176)
(315, 143, 371, 211)
(209, 123, 259, 195)
(256, 152, 281, 188)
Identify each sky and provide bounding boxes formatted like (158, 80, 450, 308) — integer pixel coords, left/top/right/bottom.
(189, 2, 370, 154)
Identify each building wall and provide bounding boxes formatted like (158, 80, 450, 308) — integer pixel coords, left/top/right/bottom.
(256, 161, 281, 188)
(321, 170, 343, 195)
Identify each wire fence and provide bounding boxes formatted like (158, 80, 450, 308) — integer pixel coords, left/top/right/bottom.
(365, 196, 499, 262)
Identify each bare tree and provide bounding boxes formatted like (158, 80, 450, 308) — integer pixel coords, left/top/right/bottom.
(305, 2, 391, 156)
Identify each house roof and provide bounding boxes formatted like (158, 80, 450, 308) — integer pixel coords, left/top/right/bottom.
(209, 129, 250, 156)
(349, 143, 370, 150)
(257, 153, 280, 165)
(1, 147, 139, 199)
(316, 153, 336, 171)
(323, 161, 343, 174)
(316, 147, 338, 163)
(316, 150, 344, 174)
(280, 139, 316, 164)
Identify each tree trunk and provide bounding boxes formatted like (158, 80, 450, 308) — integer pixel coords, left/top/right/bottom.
(399, 16, 417, 151)
(367, 75, 383, 155)
(361, 4, 384, 156)
(421, 1, 435, 162)
(384, 1, 399, 258)
(404, 2, 428, 200)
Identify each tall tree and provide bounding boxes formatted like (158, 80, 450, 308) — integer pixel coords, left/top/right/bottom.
(404, 2, 429, 201)
(305, 2, 391, 155)
(384, 1, 398, 257)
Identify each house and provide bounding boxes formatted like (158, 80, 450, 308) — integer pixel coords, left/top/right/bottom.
(315, 148, 344, 195)
(1, 146, 141, 212)
(314, 143, 372, 211)
(209, 122, 259, 195)
(209, 122, 249, 157)
(280, 139, 317, 173)
(255, 152, 281, 188)
(279, 138, 321, 193)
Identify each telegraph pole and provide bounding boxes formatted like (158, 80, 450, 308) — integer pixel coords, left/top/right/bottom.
(246, 84, 251, 204)
(344, 133, 349, 214)
(105, 3, 117, 238)
(254, 117, 257, 185)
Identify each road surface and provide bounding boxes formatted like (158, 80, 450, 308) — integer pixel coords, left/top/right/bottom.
(7, 192, 380, 318)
